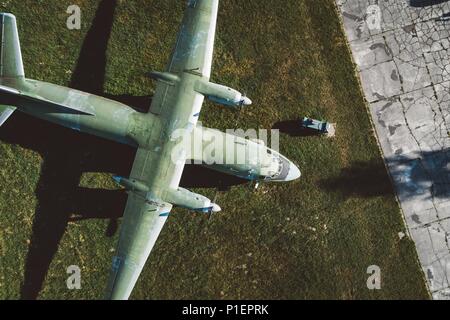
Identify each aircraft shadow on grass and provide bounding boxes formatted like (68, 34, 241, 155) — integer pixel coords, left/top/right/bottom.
(0, 0, 246, 300)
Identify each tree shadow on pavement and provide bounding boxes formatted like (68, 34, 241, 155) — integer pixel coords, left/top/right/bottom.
(318, 150, 450, 201)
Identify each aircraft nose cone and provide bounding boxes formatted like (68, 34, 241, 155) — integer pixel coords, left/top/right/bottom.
(242, 96, 252, 106)
(285, 164, 301, 181)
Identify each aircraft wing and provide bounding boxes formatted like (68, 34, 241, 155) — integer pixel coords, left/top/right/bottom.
(105, 148, 174, 300)
(149, 0, 218, 115)
(167, 0, 218, 77)
(106, 0, 219, 300)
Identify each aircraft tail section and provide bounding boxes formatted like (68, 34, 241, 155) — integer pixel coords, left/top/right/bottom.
(0, 83, 96, 116)
(0, 13, 24, 78)
(0, 104, 15, 126)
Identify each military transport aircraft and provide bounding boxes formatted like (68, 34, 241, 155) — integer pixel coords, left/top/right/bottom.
(0, 0, 300, 300)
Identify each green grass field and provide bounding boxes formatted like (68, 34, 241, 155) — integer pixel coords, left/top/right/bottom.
(0, 0, 429, 299)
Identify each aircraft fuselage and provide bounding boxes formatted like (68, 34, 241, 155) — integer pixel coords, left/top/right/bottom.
(0, 78, 299, 183)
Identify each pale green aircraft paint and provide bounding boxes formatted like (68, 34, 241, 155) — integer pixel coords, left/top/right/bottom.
(0, 1, 301, 300)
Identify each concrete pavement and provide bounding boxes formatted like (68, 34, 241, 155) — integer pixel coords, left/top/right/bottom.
(335, 0, 450, 299)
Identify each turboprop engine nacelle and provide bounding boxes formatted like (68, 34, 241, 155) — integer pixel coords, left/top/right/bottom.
(163, 187, 221, 213)
(149, 71, 180, 84)
(113, 176, 150, 193)
(195, 80, 252, 108)
(113, 177, 221, 213)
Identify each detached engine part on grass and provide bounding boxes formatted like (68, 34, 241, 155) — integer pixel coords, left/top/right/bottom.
(300, 117, 335, 137)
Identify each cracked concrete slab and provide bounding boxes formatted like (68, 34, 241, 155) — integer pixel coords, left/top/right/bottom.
(410, 219, 450, 294)
(425, 49, 450, 83)
(336, 0, 450, 299)
(361, 61, 403, 102)
(350, 34, 392, 70)
(407, 201, 450, 227)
